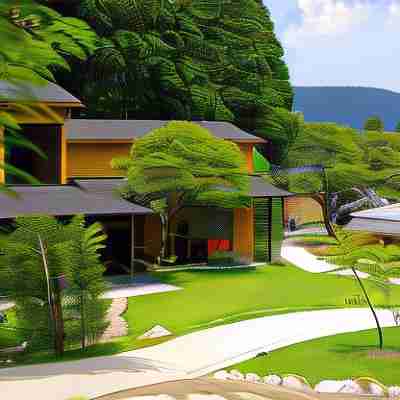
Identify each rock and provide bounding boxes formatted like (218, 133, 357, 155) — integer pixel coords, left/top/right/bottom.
(245, 373, 261, 383)
(354, 377, 387, 397)
(315, 380, 349, 393)
(262, 375, 282, 386)
(229, 370, 244, 381)
(369, 383, 386, 397)
(282, 375, 311, 391)
(338, 380, 364, 395)
(389, 386, 400, 398)
(213, 370, 231, 380)
(138, 325, 172, 340)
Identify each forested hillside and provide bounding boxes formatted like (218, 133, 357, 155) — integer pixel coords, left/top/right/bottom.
(294, 87, 400, 131)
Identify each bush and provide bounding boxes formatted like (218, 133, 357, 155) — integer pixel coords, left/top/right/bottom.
(208, 251, 242, 266)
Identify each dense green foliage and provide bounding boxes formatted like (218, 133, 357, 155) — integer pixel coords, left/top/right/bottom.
(364, 115, 384, 132)
(0, 215, 108, 353)
(0, 0, 97, 190)
(0, 0, 97, 84)
(231, 327, 400, 385)
(53, 0, 294, 161)
(286, 123, 400, 200)
(112, 121, 249, 259)
(396, 121, 400, 133)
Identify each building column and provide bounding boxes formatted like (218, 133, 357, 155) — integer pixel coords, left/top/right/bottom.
(233, 206, 254, 262)
(0, 126, 4, 184)
(60, 125, 67, 184)
(130, 214, 135, 280)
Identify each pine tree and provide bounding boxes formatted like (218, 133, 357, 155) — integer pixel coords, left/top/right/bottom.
(364, 116, 384, 132)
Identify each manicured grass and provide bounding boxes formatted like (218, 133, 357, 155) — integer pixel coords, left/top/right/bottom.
(6, 265, 400, 365)
(230, 327, 400, 385)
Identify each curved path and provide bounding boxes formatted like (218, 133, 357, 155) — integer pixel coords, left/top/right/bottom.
(281, 242, 400, 285)
(0, 308, 397, 400)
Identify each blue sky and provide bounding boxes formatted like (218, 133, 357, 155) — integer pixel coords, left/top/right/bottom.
(266, 1, 400, 92)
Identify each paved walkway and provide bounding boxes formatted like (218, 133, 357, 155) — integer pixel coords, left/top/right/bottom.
(103, 283, 182, 299)
(281, 243, 369, 278)
(281, 242, 400, 284)
(0, 308, 397, 400)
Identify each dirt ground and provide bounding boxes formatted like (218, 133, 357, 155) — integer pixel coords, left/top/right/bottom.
(95, 378, 383, 400)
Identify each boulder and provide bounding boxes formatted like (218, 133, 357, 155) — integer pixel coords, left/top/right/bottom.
(229, 370, 244, 381)
(138, 325, 172, 340)
(282, 375, 311, 391)
(354, 377, 387, 397)
(213, 370, 231, 380)
(245, 373, 261, 383)
(388, 386, 400, 398)
(315, 380, 349, 393)
(338, 380, 364, 395)
(262, 375, 282, 386)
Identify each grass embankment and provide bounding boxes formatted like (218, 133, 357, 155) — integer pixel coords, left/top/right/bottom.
(230, 327, 400, 385)
(3, 265, 400, 365)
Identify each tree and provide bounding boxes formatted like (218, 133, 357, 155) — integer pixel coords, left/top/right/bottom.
(52, 0, 293, 160)
(0, 1, 98, 192)
(323, 228, 400, 349)
(112, 121, 250, 262)
(0, 215, 108, 356)
(395, 121, 400, 133)
(364, 116, 384, 132)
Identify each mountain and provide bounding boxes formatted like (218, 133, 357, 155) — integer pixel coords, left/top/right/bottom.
(293, 86, 400, 131)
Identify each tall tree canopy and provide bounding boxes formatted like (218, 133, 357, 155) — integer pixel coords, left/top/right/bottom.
(285, 123, 400, 201)
(53, 0, 294, 161)
(112, 121, 250, 260)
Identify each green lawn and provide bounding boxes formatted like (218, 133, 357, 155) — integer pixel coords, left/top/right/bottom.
(4, 264, 400, 365)
(230, 327, 400, 385)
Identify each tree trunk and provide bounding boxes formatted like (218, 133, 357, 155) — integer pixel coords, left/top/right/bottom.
(80, 293, 86, 350)
(159, 214, 169, 264)
(52, 286, 65, 357)
(352, 267, 384, 349)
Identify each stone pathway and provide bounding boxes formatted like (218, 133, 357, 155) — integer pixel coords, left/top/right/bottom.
(103, 283, 182, 299)
(100, 298, 129, 342)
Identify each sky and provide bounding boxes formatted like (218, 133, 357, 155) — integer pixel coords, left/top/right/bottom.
(266, 0, 400, 92)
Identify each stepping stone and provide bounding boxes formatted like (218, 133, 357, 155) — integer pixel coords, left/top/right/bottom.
(138, 325, 172, 340)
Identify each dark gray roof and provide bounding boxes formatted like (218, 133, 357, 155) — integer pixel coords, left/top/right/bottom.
(250, 176, 293, 198)
(65, 119, 266, 142)
(0, 80, 82, 105)
(0, 185, 152, 219)
(346, 217, 400, 236)
(74, 178, 126, 195)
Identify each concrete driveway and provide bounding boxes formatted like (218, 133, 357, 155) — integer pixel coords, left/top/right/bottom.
(0, 308, 397, 400)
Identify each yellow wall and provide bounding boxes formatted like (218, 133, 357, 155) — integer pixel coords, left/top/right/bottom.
(284, 196, 323, 226)
(238, 143, 254, 173)
(66, 140, 255, 178)
(233, 207, 254, 262)
(67, 142, 131, 178)
(0, 103, 69, 125)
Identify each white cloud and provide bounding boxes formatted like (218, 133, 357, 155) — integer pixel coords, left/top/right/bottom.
(276, 0, 400, 92)
(284, 0, 372, 47)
